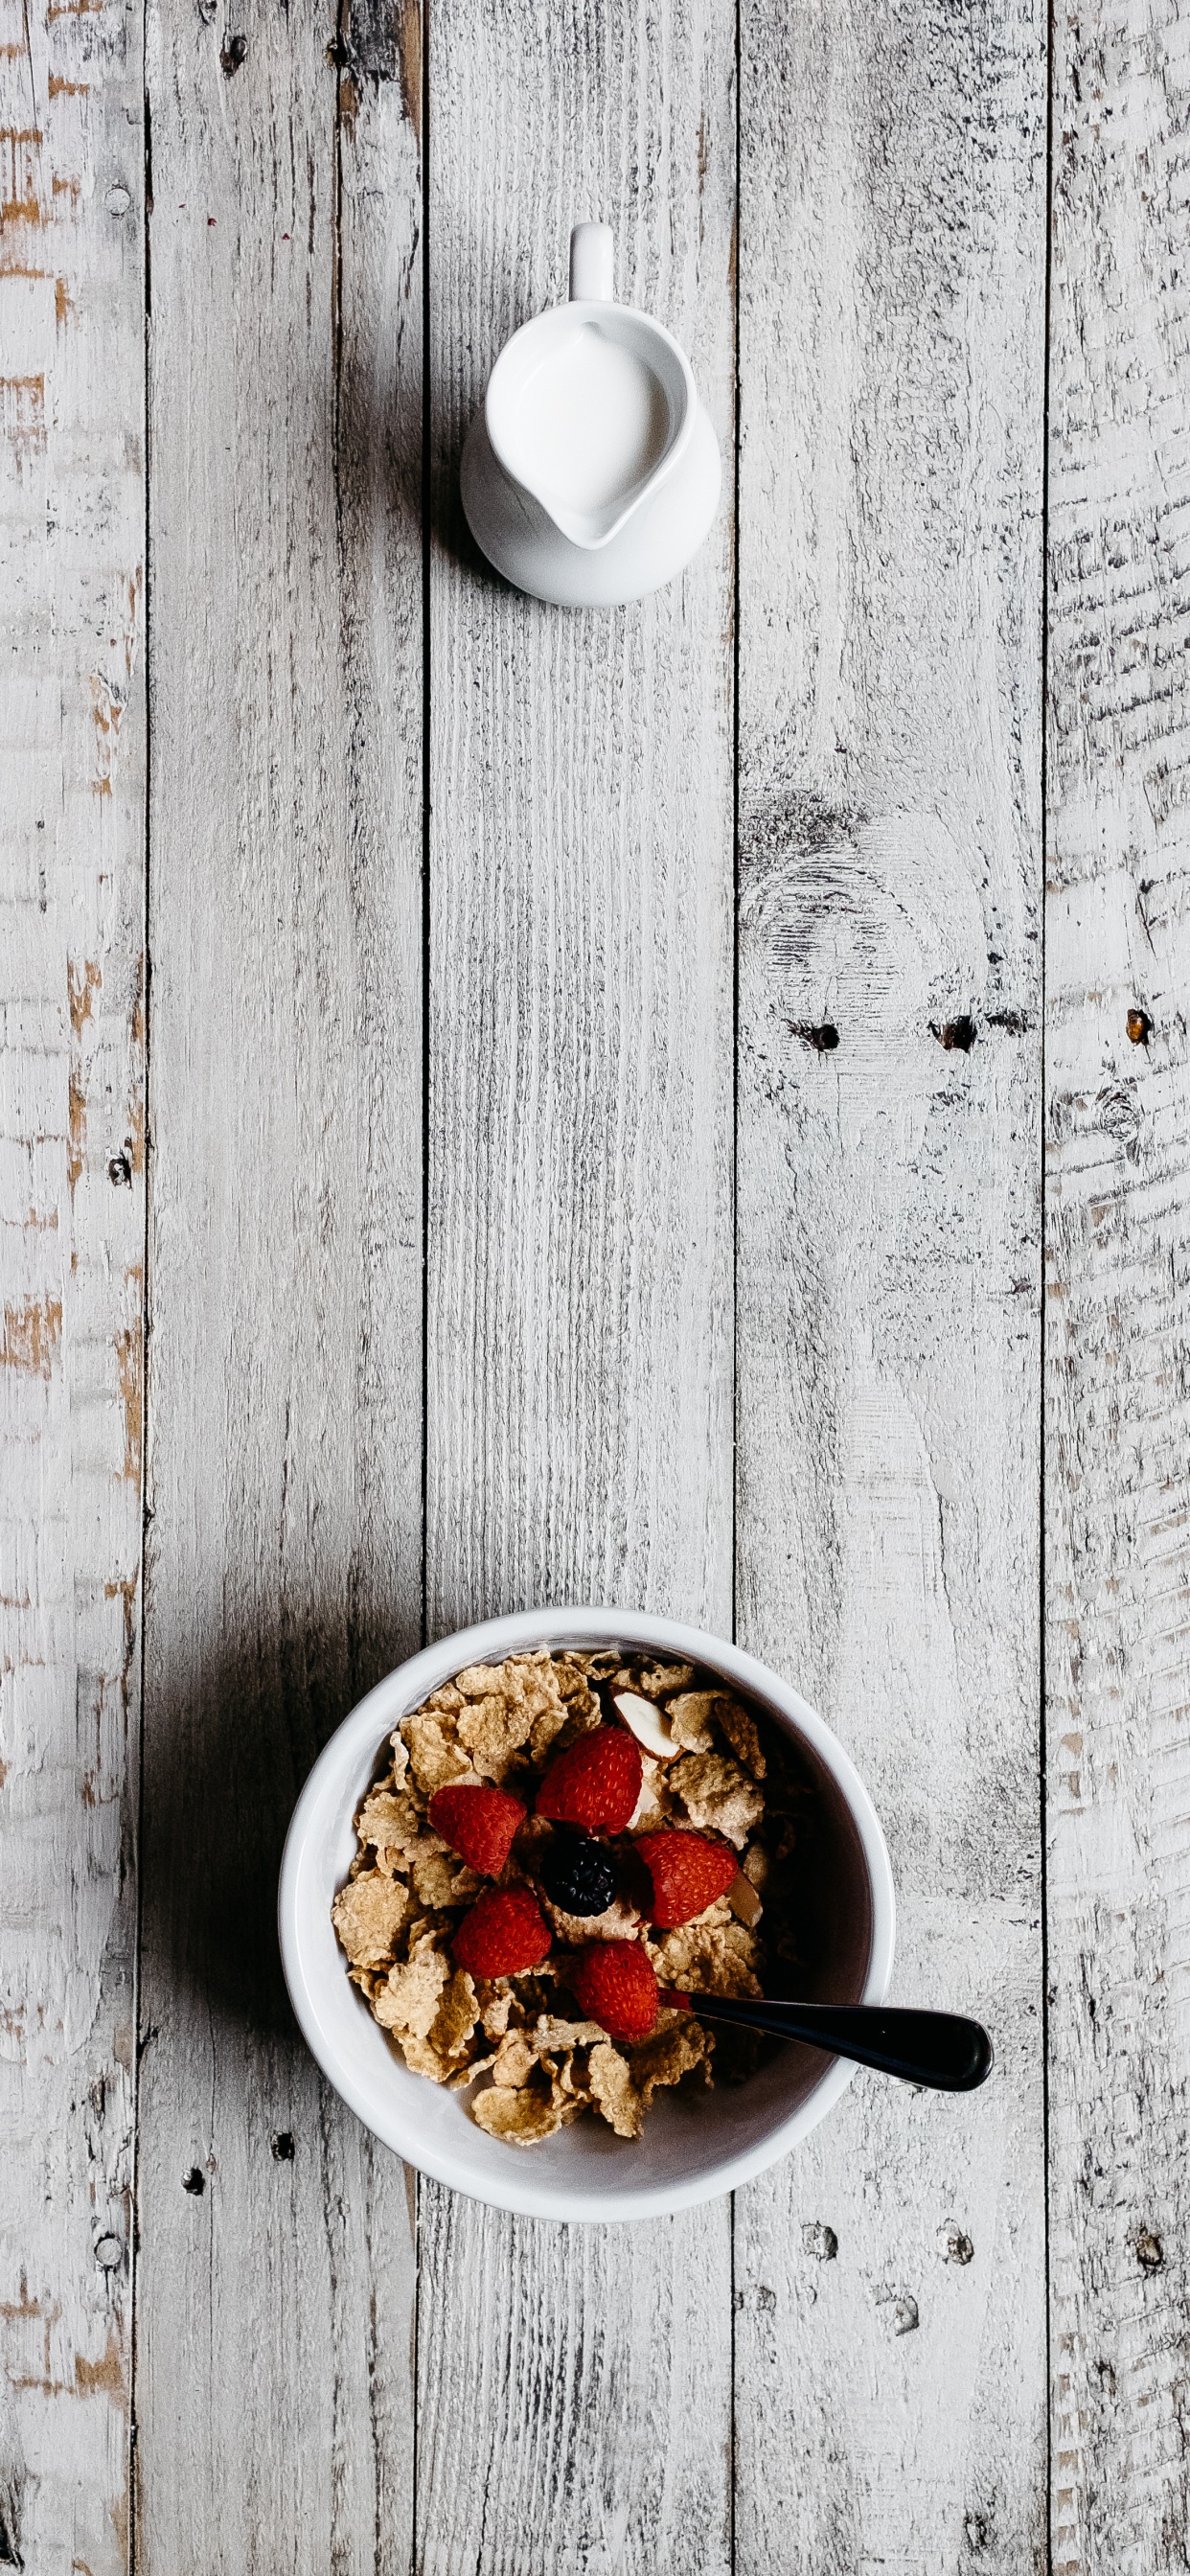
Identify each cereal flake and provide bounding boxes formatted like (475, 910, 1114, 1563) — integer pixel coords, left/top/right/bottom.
(670, 1751, 764, 1847)
(332, 1869, 410, 1969)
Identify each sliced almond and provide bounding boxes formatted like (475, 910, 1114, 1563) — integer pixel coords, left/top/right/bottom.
(610, 1688, 680, 1761)
(728, 1871, 764, 1929)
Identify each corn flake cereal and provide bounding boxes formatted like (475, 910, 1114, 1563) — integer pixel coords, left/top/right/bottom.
(670, 1751, 765, 1848)
(332, 1869, 411, 1969)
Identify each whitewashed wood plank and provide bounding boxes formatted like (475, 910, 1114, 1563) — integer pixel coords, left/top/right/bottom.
(415, 4, 736, 2568)
(135, 2, 423, 2565)
(0, 0, 145, 2564)
(733, 2, 1047, 2568)
(1046, 6, 1190, 2570)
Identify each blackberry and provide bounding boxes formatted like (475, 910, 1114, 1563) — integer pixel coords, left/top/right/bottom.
(540, 1836, 617, 1919)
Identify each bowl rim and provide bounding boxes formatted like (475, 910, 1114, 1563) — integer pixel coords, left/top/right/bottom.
(278, 1605, 896, 2222)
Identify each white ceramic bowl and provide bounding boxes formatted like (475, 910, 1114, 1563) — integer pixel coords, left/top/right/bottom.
(278, 1607, 895, 2223)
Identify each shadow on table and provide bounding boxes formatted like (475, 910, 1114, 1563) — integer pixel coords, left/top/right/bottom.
(335, 330, 524, 594)
(138, 1600, 421, 2047)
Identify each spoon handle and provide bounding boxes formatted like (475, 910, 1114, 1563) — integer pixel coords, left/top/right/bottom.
(666, 1995, 993, 2092)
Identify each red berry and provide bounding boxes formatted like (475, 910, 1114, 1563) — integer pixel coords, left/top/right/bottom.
(451, 1887, 551, 1978)
(428, 1782, 526, 1875)
(570, 1940, 659, 2044)
(633, 1830, 738, 1928)
(536, 1726, 642, 1834)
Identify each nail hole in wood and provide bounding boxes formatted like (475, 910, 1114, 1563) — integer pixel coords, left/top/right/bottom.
(107, 1152, 132, 1185)
(791, 1023, 839, 1053)
(875, 2285, 919, 2334)
(182, 2167, 206, 2195)
(1134, 2226, 1163, 2271)
(220, 30, 247, 72)
(939, 2223, 973, 2265)
(932, 1015, 976, 1051)
(1126, 1006, 1152, 1045)
(271, 2131, 295, 2161)
(802, 2220, 837, 2260)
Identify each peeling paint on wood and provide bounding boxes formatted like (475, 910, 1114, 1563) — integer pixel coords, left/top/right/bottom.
(0, 0, 145, 2566)
(133, 0, 423, 2564)
(733, 0, 1047, 2566)
(414, 5, 736, 2566)
(1046, 4, 1190, 2570)
(4, 0, 1182, 2561)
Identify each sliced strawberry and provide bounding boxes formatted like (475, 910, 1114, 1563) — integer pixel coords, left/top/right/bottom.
(428, 1782, 526, 1875)
(536, 1726, 642, 1834)
(633, 1829, 739, 1928)
(451, 1887, 551, 1979)
(569, 1940, 659, 2043)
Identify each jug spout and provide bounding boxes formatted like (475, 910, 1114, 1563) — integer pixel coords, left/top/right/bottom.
(569, 221, 614, 303)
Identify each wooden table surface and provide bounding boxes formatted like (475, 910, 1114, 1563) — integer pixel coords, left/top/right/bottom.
(3, 0, 1187, 2566)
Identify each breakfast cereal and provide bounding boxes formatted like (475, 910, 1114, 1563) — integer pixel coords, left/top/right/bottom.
(332, 1645, 811, 2146)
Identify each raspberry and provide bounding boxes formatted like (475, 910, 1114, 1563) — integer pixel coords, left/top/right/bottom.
(536, 1726, 642, 1834)
(451, 1887, 551, 1978)
(570, 1940, 659, 2044)
(633, 1830, 738, 1928)
(428, 1782, 525, 1875)
(539, 1836, 617, 1918)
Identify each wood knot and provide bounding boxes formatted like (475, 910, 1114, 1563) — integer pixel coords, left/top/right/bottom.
(932, 1015, 976, 1052)
(939, 2222, 973, 2265)
(220, 30, 247, 73)
(791, 1022, 839, 1053)
(107, 1152, 132, 1186)
(271, 2131, 296, 2161)
(802, 2221, 837, 2260)
(182, 2167, 206, 2195)
(1126, 1006, 1152, 1045)
(1133, 2226, 1163, 2272)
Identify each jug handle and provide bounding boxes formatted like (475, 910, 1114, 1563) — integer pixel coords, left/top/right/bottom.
(569, 222, 614, 303)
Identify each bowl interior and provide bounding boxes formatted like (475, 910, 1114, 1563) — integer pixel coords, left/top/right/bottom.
(280, 1612, 891, 2221)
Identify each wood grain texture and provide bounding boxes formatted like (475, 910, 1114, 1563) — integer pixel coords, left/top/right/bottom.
(18, 0, 1190, 2557)
(1046, 5, 1190, 2570)
(0, 0, 145, 2564)
(135, 0, 423, 2565)
(414, 4, 736, 2568)
(732, 2, 1047, 2569)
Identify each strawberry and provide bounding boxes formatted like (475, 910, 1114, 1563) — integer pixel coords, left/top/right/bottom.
(451, 1887, 551, 1978)
(570, 1940, 659, 2043)
(536, 1726, 642, 1834)
(633, 1830, 738, 1928)
(428, 1782, 526, 1876)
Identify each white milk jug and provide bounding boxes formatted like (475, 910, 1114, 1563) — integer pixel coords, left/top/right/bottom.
(461, 222, 721, 609)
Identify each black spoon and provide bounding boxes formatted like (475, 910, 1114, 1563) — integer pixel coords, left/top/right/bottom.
(666, 1993, 993, 2092)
